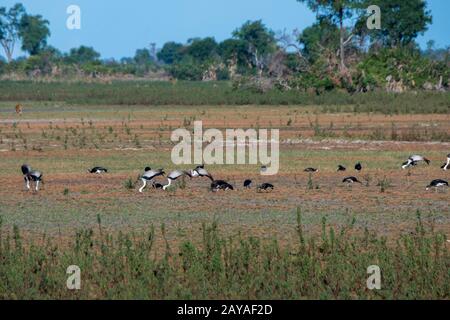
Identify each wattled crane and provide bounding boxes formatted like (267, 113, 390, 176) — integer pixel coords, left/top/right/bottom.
(402, 155, 430, 169)
(139, 167, 165, 192)
(161, 170, 191, 190)
(21, 164, 43, 191)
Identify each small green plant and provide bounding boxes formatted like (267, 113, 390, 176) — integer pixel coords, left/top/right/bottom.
(377, 176, 392, 193)
(133, 134, 141, 148)
(363, 174, 372, 187)
(307, 173, 314, 190)
(123, 177, 135, 190)
(178, 175, 187, 190)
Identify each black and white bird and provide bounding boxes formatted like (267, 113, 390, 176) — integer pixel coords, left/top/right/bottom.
(304, 167, 318, 173)
(354, 162, 362, 171)
(440, 154, 450, 171)
(193, 165, 214, 181)
(425, 179, 448, 191)
(21, 164, 43, 191)
(402, 155, 430, 169)
(337, 165, 346, 172)
(152, 182, 164, 189)
(243, 179, 252, 188)
(88, 166, 108, 174)
(402, 160, 418, 168)
(188, 165, 201, 177)
(162, 170, 191, 190)
(257, 183, 274, 192)
(211, 180, 234, 191)
(139, 168, 165, 192)
(342, 176, 362, 184)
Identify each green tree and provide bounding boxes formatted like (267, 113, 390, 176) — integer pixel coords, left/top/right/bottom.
(18, 13, 50, 55)
(157, 41, 184, 64)
(232, 20, 276, 75)
(0, 3, 25, 62)
(364, 0, 432, 48)
(134, 48, 153, 65)
(297, 0, 361, 71)
(66, 46, 100, 64)
(298, 17, 340, 62)
(218, 39, 246, 61)
(186, 37, 217, 62)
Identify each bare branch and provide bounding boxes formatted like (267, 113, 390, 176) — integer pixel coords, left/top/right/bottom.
(343, 34, 354, 46)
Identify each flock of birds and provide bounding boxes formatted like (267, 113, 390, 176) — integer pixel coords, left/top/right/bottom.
(138, 165, 272, 193)
(20, 153, 449, 193)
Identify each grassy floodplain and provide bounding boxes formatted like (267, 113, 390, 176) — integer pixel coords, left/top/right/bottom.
(0, 80, 448, 299)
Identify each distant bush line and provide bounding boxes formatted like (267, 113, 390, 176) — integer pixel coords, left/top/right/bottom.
(0, 80, 449, 114)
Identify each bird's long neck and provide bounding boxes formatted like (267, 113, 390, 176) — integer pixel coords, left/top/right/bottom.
(402, 160, 411, 169)
(163, 178, 172, 190)
(139, 179, 147, 193)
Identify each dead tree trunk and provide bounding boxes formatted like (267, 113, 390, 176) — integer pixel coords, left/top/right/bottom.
(339, 8, 346, 72)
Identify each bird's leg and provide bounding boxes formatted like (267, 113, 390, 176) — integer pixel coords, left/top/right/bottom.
(139, 179, 147, 193)
(24, 177, 30, 190)
(35, 180, 40, 191)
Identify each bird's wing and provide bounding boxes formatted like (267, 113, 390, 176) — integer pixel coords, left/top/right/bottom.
(30, 170, 42, 179)
(143, 170, 161, 179)
(197, 168, 213, 180)
(410, 155, 423, 161)
(168, 170, 183, 180)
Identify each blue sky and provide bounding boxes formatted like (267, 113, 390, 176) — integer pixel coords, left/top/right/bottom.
(2, 0, 449, 60)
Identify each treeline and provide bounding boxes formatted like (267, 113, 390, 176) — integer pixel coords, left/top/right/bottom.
(0, 1, 449, 93)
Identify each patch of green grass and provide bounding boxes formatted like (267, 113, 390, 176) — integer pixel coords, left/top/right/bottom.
(0, 210, 447, 299)
(377, 176, 392, 193)
(0, 80, 448, 114)
(123, 177, 136, 190)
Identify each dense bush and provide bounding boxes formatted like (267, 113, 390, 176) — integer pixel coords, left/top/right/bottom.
(169, 61, 204, 81)
(357, 48, 450, 90)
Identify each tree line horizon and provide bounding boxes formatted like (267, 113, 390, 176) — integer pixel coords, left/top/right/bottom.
(0, 1, 448, 93)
